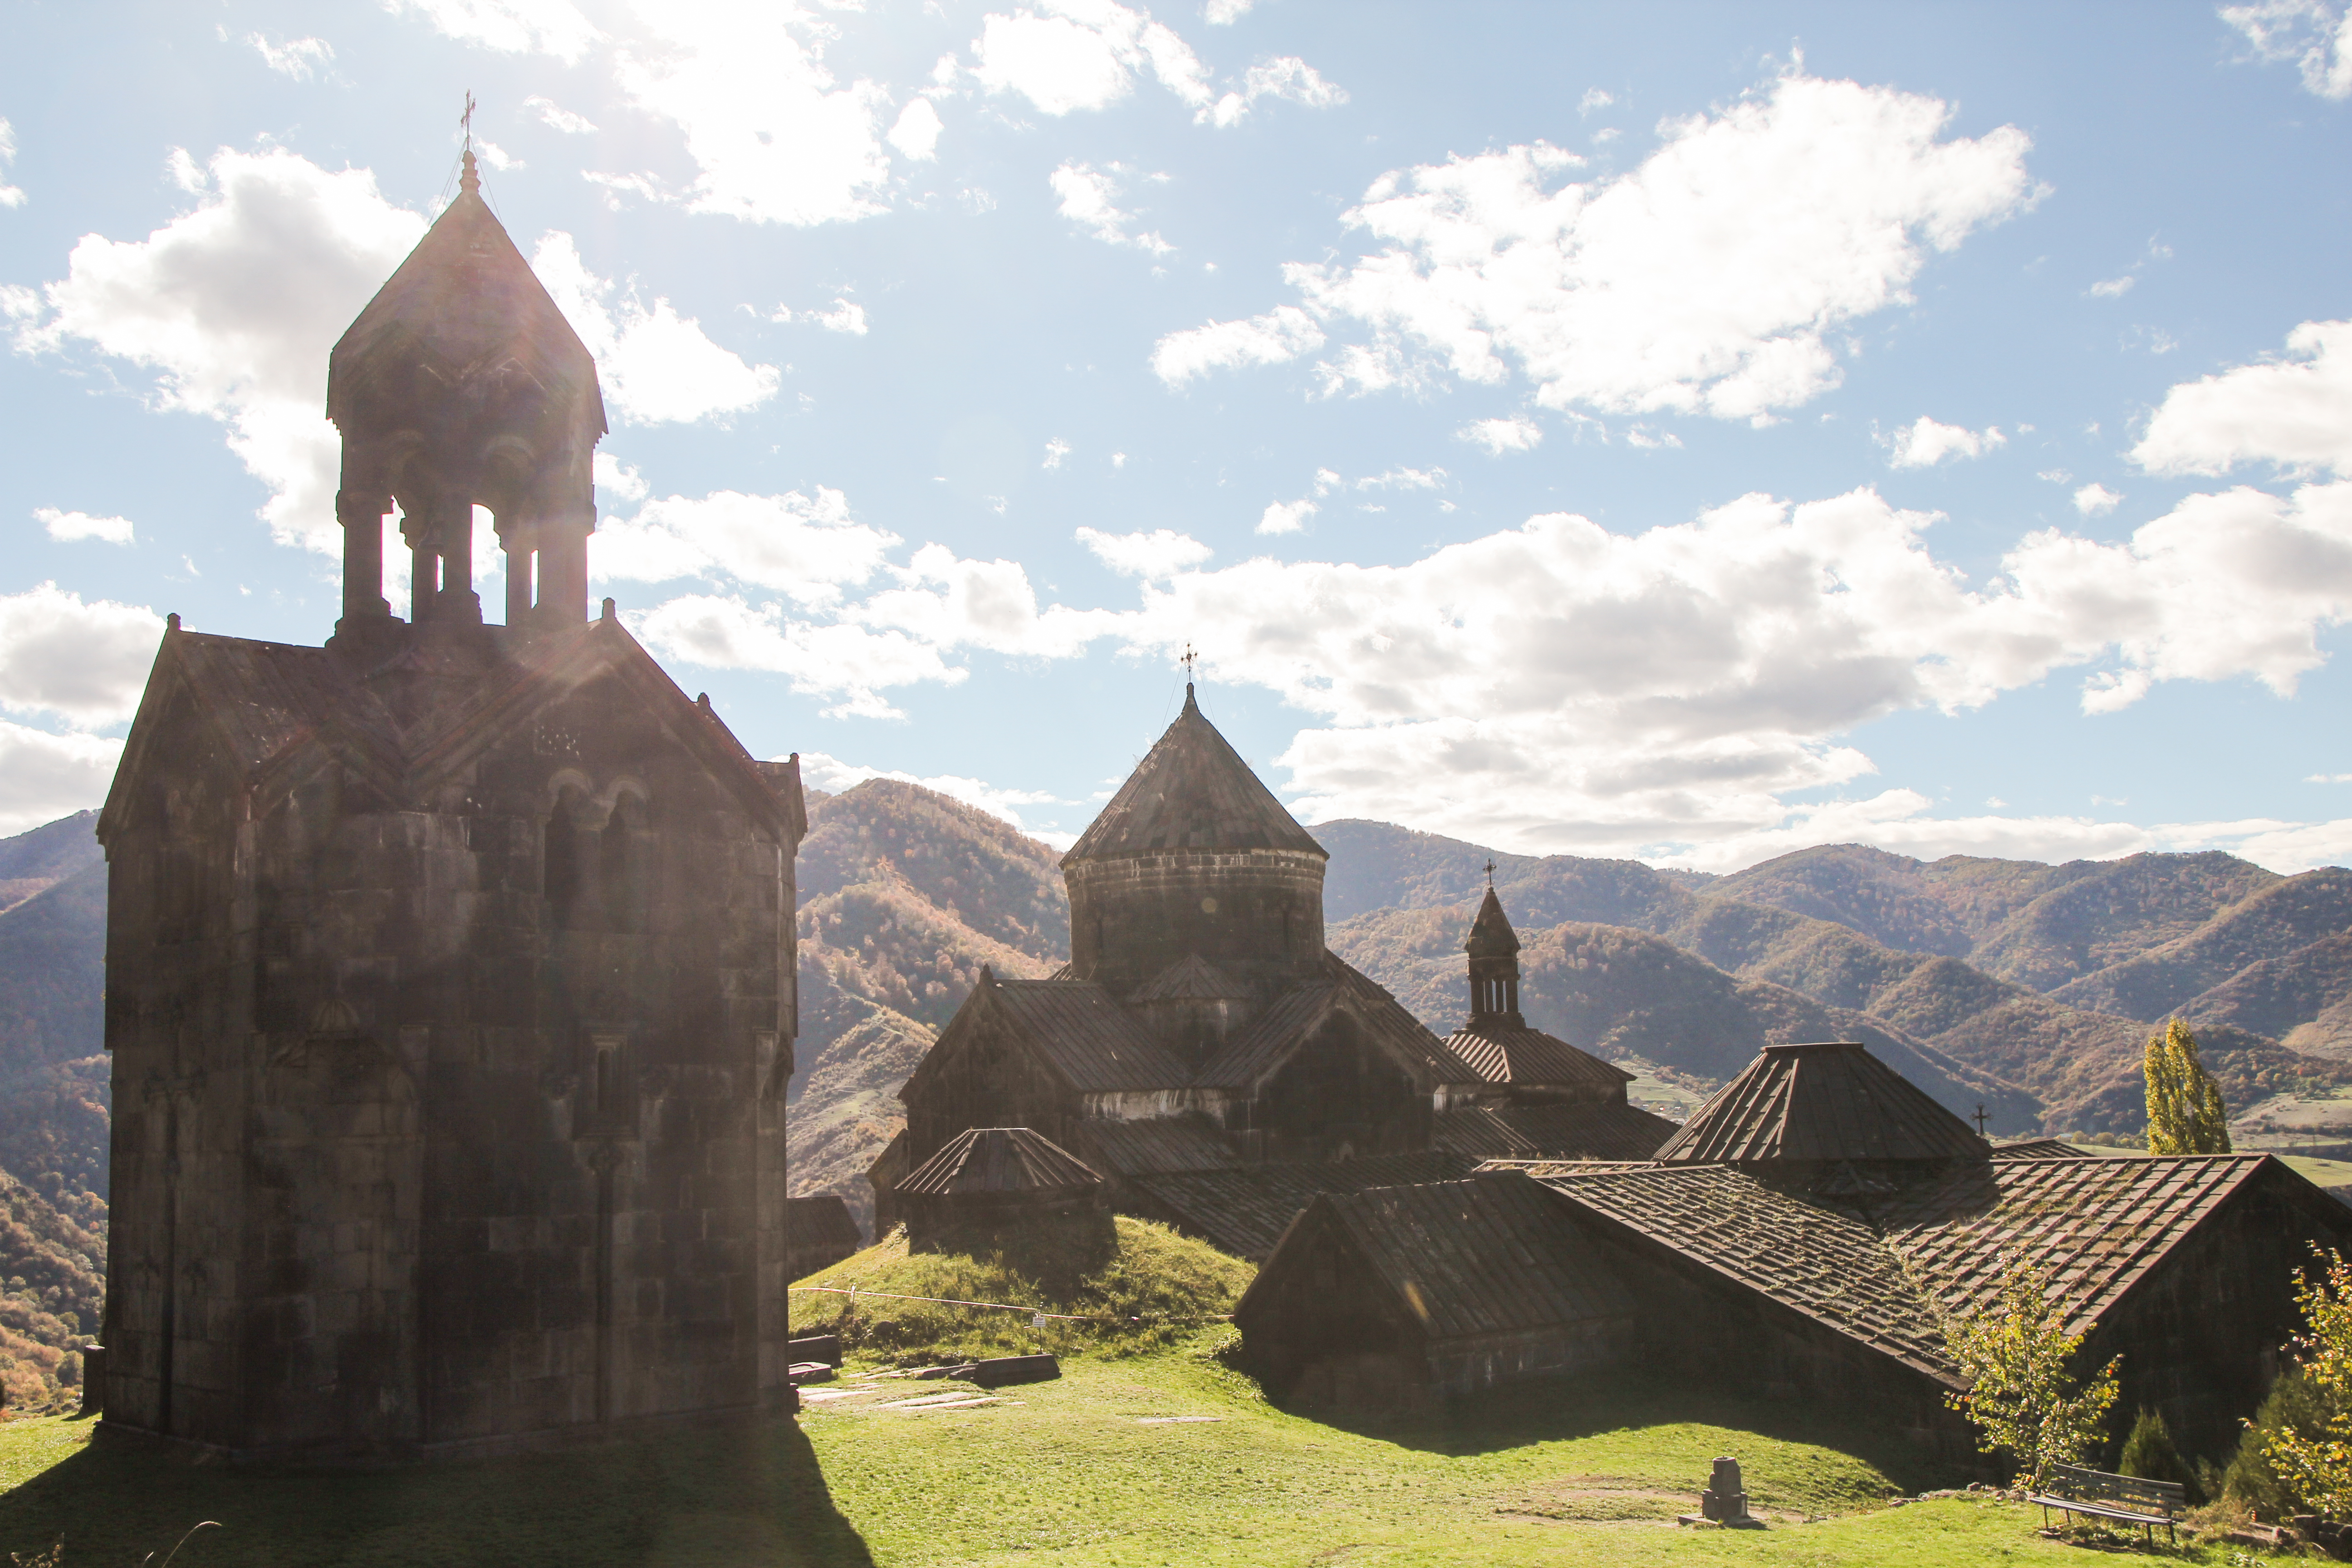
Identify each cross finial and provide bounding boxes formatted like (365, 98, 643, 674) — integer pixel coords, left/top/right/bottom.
(1484, 858, 1495, 888)
(1971, 1103, 1990, 1138)
(459, 92, 481, 195)
(1181, 642, 1197, 686)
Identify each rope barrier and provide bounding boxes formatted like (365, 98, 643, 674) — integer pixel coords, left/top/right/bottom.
(788, 1284, 1232, 1325)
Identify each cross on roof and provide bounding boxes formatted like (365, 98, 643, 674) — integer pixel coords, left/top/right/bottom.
(1484, 858, 1495, 887)
(1181, 642, 1197, 682)
(461, 90, 477, 151)
(1971, 1103, 1990, 1137)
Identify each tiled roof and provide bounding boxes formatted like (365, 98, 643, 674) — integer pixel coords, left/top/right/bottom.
(1131, 1152, 1474, 1260)
(1442, 1022, 1633, 1093)
(1290, 1173, 1641, 1342)
(1655, 1041, 1989, 1166)
(1877, 1152, 2275, 1333)
(1474, 1160, 1665, 1177)
(1194, 955, 1481, 1091)
(1989, 1138, 2098, 1161)
(1465, 887, 1520, 957)
(1432, 1102, 1678, 1162)
(986, 976, 1193, 1093)
(1533, 1164, 1957, 1382)
(897, 1127, 1104, 1199)
(1063, 687, 1327, 862)
(1077, 1116, 1239, 1176)
(166, 631, 399, 771)
(1132, 953, 1248, 1002)
(786, 1194, 864, 1249)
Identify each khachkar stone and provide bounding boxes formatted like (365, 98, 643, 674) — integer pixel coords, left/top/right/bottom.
(95, 150, 809, 1460)
(1690, 1455, 1764, 1528)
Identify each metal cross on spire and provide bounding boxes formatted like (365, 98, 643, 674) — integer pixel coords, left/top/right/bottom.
(1181, 642, 1197, 684)
(461, 90, 478, 151)
(1484, 858, 1496, 887)
(1971, 1103, 1991, 1138)
(458, 91, 482, 196)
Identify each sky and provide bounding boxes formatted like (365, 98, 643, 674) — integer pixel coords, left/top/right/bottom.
(3, 1, 2352, 871)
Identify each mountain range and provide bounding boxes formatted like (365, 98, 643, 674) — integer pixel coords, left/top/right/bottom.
(5, 784, 2350, 1255)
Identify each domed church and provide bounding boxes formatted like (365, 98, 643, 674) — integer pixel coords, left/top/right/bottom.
(96, 154, 808, 1458)
(871, 683, 1675, 1257)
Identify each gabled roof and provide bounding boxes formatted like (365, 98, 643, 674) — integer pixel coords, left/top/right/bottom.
(1533, 1163, 1957, 1383)
(1254, 1173, 1640, 1343)
(328, 167, 606, 445)
(908, 974, 1192, 1097)
(1442, 1022, 1632, 1093)
(897, 1127, 1103, 1199)
(1129, 1152, 1473, 1260)
(1432, 1102, 1678, 1163)
(1653, 1041, 1989, 1165)
(1076, 1116, 1239, 1177)
(1989, 1138, 2097, 1161)
(1062, 686, 1326, 863)
(1465, 886, 1520, 957)
(1877, 1151, 2278, 1334)
(785, 1194, 865, 1249)
(1193, 954, 1481, 1091)
(1132, 953, 1249, 1002)
(99, 620, 800, 847)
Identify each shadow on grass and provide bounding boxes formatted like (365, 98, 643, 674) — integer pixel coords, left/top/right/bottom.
(1288, 1369, 1960, 1494)
(0, 1412, 875, 1567)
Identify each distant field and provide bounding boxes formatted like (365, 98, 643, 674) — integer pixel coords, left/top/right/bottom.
(0, 1348, 2298, 1566)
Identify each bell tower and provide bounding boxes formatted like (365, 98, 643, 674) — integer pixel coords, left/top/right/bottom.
(1465, 878, 1523, 1028)
(325, 150, 607, 655)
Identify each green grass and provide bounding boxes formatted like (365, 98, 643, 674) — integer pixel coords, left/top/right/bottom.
(789, 1213, 1254, 1364)
(0, 1346, 2304, 1566)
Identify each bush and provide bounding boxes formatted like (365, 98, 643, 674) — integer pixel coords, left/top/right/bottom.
(2221, 1369, 2338, 1519)
(2118, 1407, 2195, 1500)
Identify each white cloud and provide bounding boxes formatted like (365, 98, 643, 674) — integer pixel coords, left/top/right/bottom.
(2073, 482, 2122, 516)
(530, 232, 779, 422)
(782, 297, 868, 334)
(592, 488, 898, 603)
(1202, 56, 1346, 128)
(11, 147, 424, 554)
(609, 0, 894, 227)
(387, 0, 601, 63)
(887, 97, 944, 162)
(632, 595, 962, 719)
(2223, 0, 2352, 98)
(1885, 415, 2005, 468)
(1357, 466, 1445, 490)
(1156, 72, 2040, 421)
(0, 583, 163, 726)
(249, 33, 334, 79)
(35, 508, 134, 545)
(2089, 274, 2134, 298)
(1203, 0, 1252, 21)
(524, 95, 598, 134)
(1043, 437, 1071, 470)
(1152, 304, 1324, 385)
(1077, 525, 1210, 577)
(1579, 88, 1614, 115)
(1457, 416, 1542, 456)
(2132, 319, 2352, 478)
(1049, 160, 1171, 253)
(0, 721, 122, 837)
(0, 119, 23, 208)
(1258, 498, 1318, 534)
(798, 750, 1069, 841)
(593, 453, 649, 502)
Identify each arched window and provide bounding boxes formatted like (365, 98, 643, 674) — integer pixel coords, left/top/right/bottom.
(545, 785, 592, 930)
(600, 793, 653, 935)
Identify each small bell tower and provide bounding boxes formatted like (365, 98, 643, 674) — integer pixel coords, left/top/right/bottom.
(325, 141, 608, 656)
(1465, 867, 1523, 1028)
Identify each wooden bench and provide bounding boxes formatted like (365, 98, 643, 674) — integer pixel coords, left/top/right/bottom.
(2029, 1463, 2183, 1543)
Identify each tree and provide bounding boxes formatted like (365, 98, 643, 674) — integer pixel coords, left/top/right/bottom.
(2119, 1406, 2192, 1494)
(1944, 1254, 2122, 1488)
(2145, 1017, 2232, 1155)
(2267, 1248, 2352, 1515)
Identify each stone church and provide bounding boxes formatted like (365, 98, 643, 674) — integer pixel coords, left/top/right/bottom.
(871, 684, 1673, 1254)
(96, 153, 808, 1459)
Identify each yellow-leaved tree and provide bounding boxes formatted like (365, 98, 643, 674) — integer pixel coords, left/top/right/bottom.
(1945, 1255, 2122, 1489)
(2144, 1017, 2231, 1155)
(2267, 1248, 2352, 1514)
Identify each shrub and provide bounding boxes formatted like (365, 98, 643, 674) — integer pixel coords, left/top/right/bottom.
(2221, 1369, 2337, 1519)
(2118, 1407, 2194, 1499)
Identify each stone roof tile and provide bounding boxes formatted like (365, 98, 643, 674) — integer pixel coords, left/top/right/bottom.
(1132, 1152, 1473, 1260)
(897, 1127, 1103, 1199)
(1062, 687, 1325, 863)
(1654, 1041, 1989, 1165)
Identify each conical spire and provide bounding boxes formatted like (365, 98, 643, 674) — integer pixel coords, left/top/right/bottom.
(1654, 1041, 1989, 1166)
(1063, 686, 1326, 863)
(1465, 886, 1520, 957)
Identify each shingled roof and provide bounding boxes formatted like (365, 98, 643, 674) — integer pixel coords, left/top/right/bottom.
(1132, 953, 1249, 1002)
(1250, 1173, 1641, 1343)
(1432, 1101, 1678, 1162)
(1130, 1151, 1473, 1260)
(979, 975, 1193, 1093)
(1076, 1116, 1240, 1177)
(1441, 1023, 1633, 1093)
(1653, 1041, 1989, 1166)
(1062, 686, 1327, 862)
(897, 1127, 1104, 1199)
